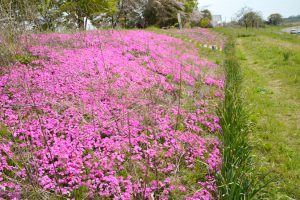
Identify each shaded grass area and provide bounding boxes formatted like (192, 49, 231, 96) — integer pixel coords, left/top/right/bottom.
(216, 27, 300, 199)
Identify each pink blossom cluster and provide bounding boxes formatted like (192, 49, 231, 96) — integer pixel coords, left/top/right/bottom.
(0, 30, 223, 199)
(163, 28, 225, 50)
(204, 76, 224, 89)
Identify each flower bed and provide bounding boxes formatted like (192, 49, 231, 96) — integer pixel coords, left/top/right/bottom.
(0, 30, 224, 199)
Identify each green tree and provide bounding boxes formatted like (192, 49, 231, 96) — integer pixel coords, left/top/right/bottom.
(268, 13, 283, 25)
(201, 9, 212, 20)
(183, 0, 197, 14)
(197, 9, 212, 28)
(0, 0, 64, 31)
(35, 0, 63, 31)
(239, 11, 263, 28)
(60, 0, 117, 30)
(0, 0, 40, 28)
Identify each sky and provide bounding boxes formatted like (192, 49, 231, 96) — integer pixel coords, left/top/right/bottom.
(198, 0, 300, 21)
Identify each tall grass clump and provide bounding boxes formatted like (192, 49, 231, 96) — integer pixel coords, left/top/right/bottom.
(216, 37, 269, 199)
(282, 51, 291, 62)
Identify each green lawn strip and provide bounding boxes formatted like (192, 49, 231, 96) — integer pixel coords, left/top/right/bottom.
(236, 29, 300, 199)
(215, 36, 268, 199)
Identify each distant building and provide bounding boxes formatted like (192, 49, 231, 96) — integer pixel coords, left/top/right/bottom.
(212, 15, 222, 27)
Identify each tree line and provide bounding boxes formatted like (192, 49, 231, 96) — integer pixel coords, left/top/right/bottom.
(234, 7, 284, 28)
(0, 0, 216, 31)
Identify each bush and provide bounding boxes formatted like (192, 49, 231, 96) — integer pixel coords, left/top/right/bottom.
(199, 18, 211, 28)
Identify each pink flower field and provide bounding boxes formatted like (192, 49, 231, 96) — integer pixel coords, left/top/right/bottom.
(162, 28, 225, 50)
(0, 30, 224, 199)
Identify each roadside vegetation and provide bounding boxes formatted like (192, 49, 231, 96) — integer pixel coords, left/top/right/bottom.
(216, 27, 300, 199)
(214, 36, 268, 200)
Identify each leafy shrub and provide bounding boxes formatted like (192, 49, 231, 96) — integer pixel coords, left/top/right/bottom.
(199, 18, 211, 28)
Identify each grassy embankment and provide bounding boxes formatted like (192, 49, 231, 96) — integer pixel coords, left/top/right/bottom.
(216, 27, 300, 199)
